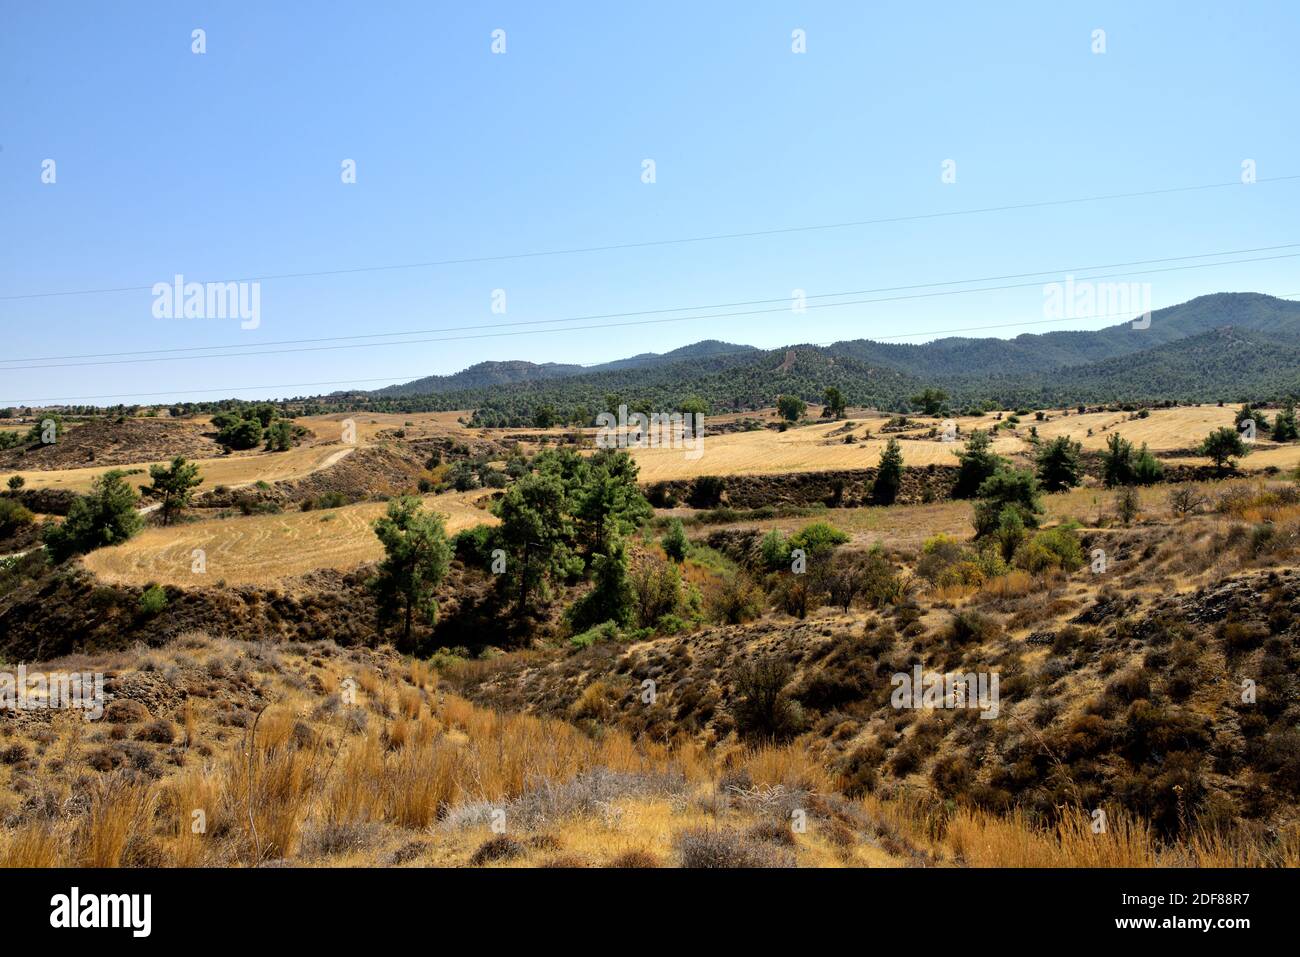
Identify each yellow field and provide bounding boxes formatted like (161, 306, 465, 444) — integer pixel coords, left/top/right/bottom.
(628, 417, 1023, 482)
(82, 489, 496, 587)
(625, 406, 1300, 481)
(1031, 405, 1236, 451)
(2, 444, 353, 495)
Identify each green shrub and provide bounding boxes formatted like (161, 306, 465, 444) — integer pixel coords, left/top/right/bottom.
(138, 584, 168, 615)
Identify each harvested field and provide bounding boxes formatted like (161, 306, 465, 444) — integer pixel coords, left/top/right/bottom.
(2, 443, 354, 495)
(627, 418, 1024, 482)
(82, 489, 497, 587)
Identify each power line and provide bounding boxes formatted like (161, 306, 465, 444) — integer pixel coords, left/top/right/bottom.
(5, 248, 1297, 372)
(2, 173, 1295, 303)
(4, 241, 1295, 366)
(8, 284, 1299, 406)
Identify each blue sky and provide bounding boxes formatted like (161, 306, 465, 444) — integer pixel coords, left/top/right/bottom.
(1, 1, 1298, 405)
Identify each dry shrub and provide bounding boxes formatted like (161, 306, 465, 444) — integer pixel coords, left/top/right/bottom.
(674, 826, 794, 868)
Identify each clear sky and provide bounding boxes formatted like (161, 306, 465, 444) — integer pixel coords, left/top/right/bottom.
(2, 1, 1298, 405)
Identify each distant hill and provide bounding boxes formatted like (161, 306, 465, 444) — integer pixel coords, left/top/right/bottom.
(374, 340, 757, 396)
(358, 293, 1300, 420)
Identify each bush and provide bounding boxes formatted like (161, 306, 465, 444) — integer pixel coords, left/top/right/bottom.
(629, 552, 681, 628)
(661, 519, 689, 562)
(916, 534, 964, 584)
(760, 529, 791, 570)
(704, 570, 763, 624)
(945, 609, 1001, 645)
(674, 826, 794, 868)
(0, 498, 34, 538)
(138, 584, 168, 615)
(688, 476, 726, 508)
(570, 620, 622, 648)
(789, 521, 849, 558)
(1015, 525, 1084, 573)
(731, 657, 803, 740)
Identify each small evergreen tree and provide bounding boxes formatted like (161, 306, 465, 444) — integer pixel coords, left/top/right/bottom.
(44, 469, 143, 561)
(1101, 433, 1136, 487)
(777, 395, 807, 422)
(148, 456, 203, 526)
(822, 386, 846, 419)
(871, 438, 904, 505)
(953, 429, 1004, 498)
(661, 518, 689, 563)
(910, 388, 948, 416)
(973, 468, 1043, 538)
(369, 496, 452, 650)
(1035, 435, 1084, 492)
(1273, 403, 1299, 442)
(1199, 426, 1249, 472)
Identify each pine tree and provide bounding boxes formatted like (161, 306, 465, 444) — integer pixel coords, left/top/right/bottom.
(1035, 435, 1084, 492)
(369, 497, 452, 651)
(148, 456, 202, 526)
(871, 438, 904, 505)
(953, 429, 1005, 498)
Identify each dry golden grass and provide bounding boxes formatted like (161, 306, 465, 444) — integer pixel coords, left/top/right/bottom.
(5, 442, 353, 494)
(3, 631, 1293, 868)
(628, 418, 1024, 482)
(82, 489, 496, 586)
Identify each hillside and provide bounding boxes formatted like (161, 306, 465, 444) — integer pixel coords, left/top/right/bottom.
(357, 294, 1300, 421)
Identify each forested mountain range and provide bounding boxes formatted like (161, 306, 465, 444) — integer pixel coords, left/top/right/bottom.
(343, 293, 1300, 422)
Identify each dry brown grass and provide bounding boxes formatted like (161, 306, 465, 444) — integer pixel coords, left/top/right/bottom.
(82, 489, 496, 586)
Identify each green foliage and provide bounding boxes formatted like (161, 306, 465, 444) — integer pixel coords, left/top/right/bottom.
(688, 475, 726, 508)
(1035, 435, 1084, 492)
(661, 518, 689, 562)
(138, 584, 168, 615)
(1101, 433, 1136, 487)
(569, 620, 622, 649)
(217, 416, 264, 451)
(265, 419, 294, 451)
(574, 449, 652, 556)
(1273, 403, 1299, 442)
(759, 528, 791, 570)
(871, 438, 904, 505)
(0, 498, 34, 538)
(369, 496, 452, 650)
(450, 523, 500, 566)
(776, 394, 807, 422)
(1016, 525, 1085, 573)
(952, 429, 1005, 498)
(629, 551, 682, 628)
(1235, 403, 1270, 433)
(973, 468, 1043, 539)
(7, 475, 24, 492)
(147, 456, 202, 526)
(567, 527, 634, 631)
(822, 386, 846, 419)
(492, 472, 580, 611)
(910, 387, 948, 416)
(1131, 443, 1164, 485)
(44, 470, 143, 562)
(1198, 426, 1249, 471)
(789, 521, 849, 558)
